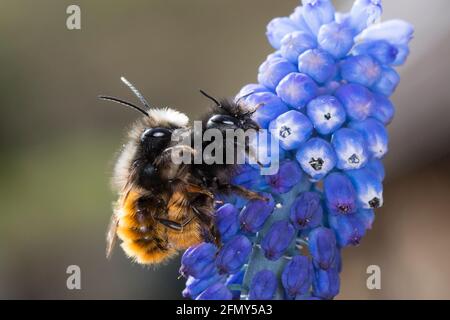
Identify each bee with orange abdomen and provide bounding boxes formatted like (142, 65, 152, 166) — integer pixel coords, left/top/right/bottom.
(101, 77, 215, 265)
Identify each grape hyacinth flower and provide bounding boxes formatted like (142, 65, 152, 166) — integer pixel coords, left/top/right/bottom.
(181, 0, 413, 300)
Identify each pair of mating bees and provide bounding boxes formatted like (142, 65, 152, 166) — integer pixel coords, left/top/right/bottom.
(101, 77, 263, 265)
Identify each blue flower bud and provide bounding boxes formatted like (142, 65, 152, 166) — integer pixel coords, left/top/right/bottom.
(280, 31, 317, 63)
(258, 57, 298, 91)
(302, 0, 335, 35)
(215, 204, 240, 242)
(349, 118, 388, 159)
(372, 93, 395, 125)
(358, 19, 414, 47)
(340, 54, 381, 87)
(318, 22, 354, 59)
(328, 214, 366, 247)
(289, 6, 314, 35)
(353, 40, 399, 65)
(265, 160, 303, 194)
(276, 73, 318, 109)
(331, 128, 370, 170)
(312, 265, 340, 299)
(235, 83, 268, 102)
(296, 138, 337, 181)
(226, 269, 245, 300)
(266, 17, 299, 49)
(372, 65, 400, 96)
(289, 192, 323, 230)
(249, 270, 278, 300)
(281, 255, 313, 299)
(306, 95, 346, 135)
(357, 208, 375, 230)
(269, 110, 314, 150)
(232, 165, 269, 191)
(183, 274, 225, 299)
(245, 92, 289, 129)
(261, 220, 296, 261)
(298, 49, 336, 84)
(324, 172, 357, 215)
(308, 227, 337, 270)
(392, 44, 410, 66)
(346, 167, 383, 209)
(180, 243, 218, 279)
(335, 83, 375, 122)
(249, 131, 286, 170)
(349, 0, 383, 35)
(216, 235, 252, 274)
(240, 193, 275, 233)
(196, 283, 233, 300)
(366, 158, 385, 181)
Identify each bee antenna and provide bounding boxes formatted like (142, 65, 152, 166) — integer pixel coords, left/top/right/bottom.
(120, 76, 152, 110)
(235, 90, 255, 105)
(98, 95, 149, 117)
(199, 89, 221, 108)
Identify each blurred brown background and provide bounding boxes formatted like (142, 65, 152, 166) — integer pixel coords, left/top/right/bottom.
(0, 0, 448, 299)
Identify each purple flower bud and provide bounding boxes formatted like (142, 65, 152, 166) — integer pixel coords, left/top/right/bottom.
(357, 209, 375, 230)
(215, 204, 240, 242)
(296, 138, 337, 181)
(308, 227, 337, 270)
(306, 95, 346, 135)
(358, 19, 414, 46)
(302, 0, 335, 35)
(183, 274, 225, 299)
(318, 22, 354, 59)
(265, 160, 303, 194)
(372, 93, 395, 125)
(328, 214, 366, 247)
(346, 167, 383, 209)
(332, 128, 370, 170)
(269, 110, 314, 150)
(372, 65, 400, 96)
(258, 57, 298, 91)
(298, 49, 336, 84)
(266, 17, 299, 49)
(353, 40, 399, 65)
(240, 193, 275, 233)
(349, 118, 388, 159)
(261, 220, 296, 261)
(349, 0, 383, 35)
(276, 73, 318, 109)
(196, 283, 233, 300)
(280, 31, 317, 63)
(216, 235, 252, 274)
(335, 83, 376, 122)
(324, 172, 357, 215)
(312, 265, 340, 299)
(249, 270, 278, 300)
(180, 243, 217, 279)
(246, 92, 289, 129)
(281, 255, 313, 299)
(366, 158, 385, 181)
(289, 192, 323, 230)
(340, 54, 381, 87)
(249, 131, 286, 170)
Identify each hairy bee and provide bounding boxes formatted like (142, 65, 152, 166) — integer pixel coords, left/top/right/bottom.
(189, 90, 265, 201)
(102, 77, 215, 265)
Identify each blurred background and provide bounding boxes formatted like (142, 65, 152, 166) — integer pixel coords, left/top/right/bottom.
(0, 0, 449, 299)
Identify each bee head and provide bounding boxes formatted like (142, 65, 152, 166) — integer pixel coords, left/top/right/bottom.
(200, 90, 260, 132)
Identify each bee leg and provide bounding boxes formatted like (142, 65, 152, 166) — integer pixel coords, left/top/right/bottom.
(223, 184, 268, 201)
(156, 215, 195, 232)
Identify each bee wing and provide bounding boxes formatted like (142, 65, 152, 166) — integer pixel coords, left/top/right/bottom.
(106, 213, 119, 259)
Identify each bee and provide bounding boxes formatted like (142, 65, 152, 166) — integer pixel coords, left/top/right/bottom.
(101, 77, 215, 265)
(188, 90, 266, 201)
